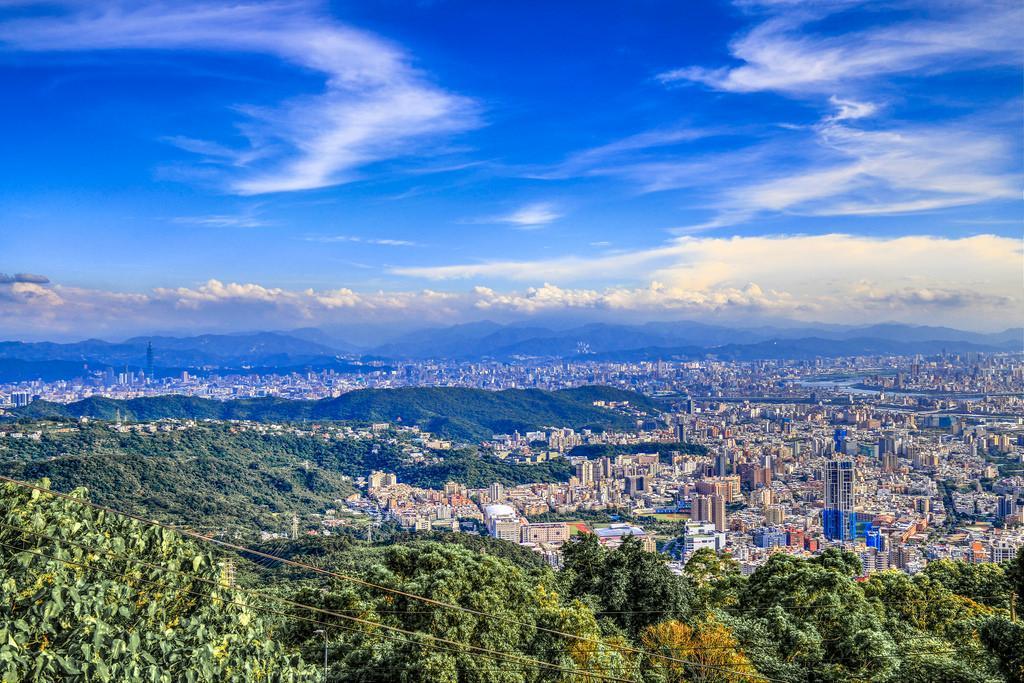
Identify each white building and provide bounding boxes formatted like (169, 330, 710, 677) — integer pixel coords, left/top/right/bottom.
(682, 521, 727, 557)
(484, 504, 521, 542)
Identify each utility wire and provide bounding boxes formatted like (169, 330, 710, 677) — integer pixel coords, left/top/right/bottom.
(0, 475, 785, 682)
(0, 538, 637, 683)
(0, 516, 792, 662)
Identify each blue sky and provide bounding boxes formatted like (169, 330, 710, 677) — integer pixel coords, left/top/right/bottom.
(0, 0, 1021, 338)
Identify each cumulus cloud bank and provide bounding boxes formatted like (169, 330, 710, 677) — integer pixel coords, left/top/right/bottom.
(3, 234, 1019, 337)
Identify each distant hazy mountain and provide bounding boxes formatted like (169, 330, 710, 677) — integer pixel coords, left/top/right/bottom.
(0, 322, 1019, 382)
(365, 320, 1022, 360)
(280, 327, 360, 353)
(121, 332, 341, 359)
(587, 337, 1013, 362)
(0, 332, 340, 366)
(0, 332, 363, 382)
(836, 324, 1023, 346)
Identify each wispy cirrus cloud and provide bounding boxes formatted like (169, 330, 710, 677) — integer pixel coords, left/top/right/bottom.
(657, 1, 1023, 95)
(303, 235, 419, 246)
(472, 202, 563, 228)
(526, 102, 1019, 228)
(511, 1, 1021, 231)
(172, 214, 269, 228)
(0, 1, 478, 195)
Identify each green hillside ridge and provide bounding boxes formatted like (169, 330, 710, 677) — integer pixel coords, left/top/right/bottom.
(0, 424, 359, 535)
(0, 423, 574, 536)
(10, 385, 659, 441)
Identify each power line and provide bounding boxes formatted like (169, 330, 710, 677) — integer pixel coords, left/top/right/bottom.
(0, 476, 784, 682)
(2, 481, 996, 678)
(0, 538, 637, 683)
(3, 475, 1004, 670)
(1, 544, 544, 678)
(0, 514, 791, 664)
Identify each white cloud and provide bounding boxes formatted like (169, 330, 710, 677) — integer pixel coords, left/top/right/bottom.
(172, 214, 268, 228)
(391, 233, 1021, 328)
(1, 234, 1019, 337)
(304, 235, 419, 246)
(477, 202, 563, 228)
(518, 2, 1017, 228)
(826, 96, 877, 122)
(524, 128, 718, 181)
(658, 2, 1023, 94)
(531, 98, 1019, 226)
(724, 111, 1020, 219)
(0, 1, 478, 194)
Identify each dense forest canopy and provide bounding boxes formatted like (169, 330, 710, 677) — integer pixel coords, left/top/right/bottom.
(0, 422, 574, 536)
(2, 480, 1021, 682)
(8, 385, 659, 442)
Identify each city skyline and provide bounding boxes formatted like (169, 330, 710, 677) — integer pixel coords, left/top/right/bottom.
(1, 0, 1022, 338)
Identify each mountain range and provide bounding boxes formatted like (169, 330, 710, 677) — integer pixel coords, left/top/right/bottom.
(369, 321, 1022, 360)
(0, 321, 1019, 382)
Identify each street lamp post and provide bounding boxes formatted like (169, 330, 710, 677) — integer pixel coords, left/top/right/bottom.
(313, 629, 328, 683)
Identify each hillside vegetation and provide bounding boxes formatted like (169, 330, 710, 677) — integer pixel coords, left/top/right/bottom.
(2, 480, 1021, 682)
(10, 385, 658, 441)
(0, 423, 573, 536)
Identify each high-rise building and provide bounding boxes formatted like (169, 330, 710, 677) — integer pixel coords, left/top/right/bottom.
(521, 522, 569, 544)
(675, 421, 687, 443)
(692, 494, 712, 522)
(711, 494, 727, 532)
(680, 521, 726, 558)
(443, 481, 466, 498)
(715, 450, 730, 477)
(859, 547, 889, 574)
(914, 497, 931, 515)
(823, 458, 856, 541)
(833, 429, 848, 454)
(765, 504, 785, 526)
(625, 475, 647, 497)
(753, 527, 787, 548)
(997, 495, 1019, 519)
(368, 471, 397, 490)
(576, 460, 595, 486)
(696, 476, 742, 502)
(990, 542, 1019, 563)
(484, 504, 521, 542)
(488, 482, 505, 502)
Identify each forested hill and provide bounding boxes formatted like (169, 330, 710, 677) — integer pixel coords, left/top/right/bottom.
(10, 385, 659, 441)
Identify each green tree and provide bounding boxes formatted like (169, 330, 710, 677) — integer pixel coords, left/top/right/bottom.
(1007, 547, 1024, 616)
(922, 559, 1011, 609)
(0, 480, 313, 682)
(979, 616, 1024, 683)
(282, 541, 635, 682)
(683, 548, 745, 614)
(734, 552, 898, 682)
(561, 534, 691, 639)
